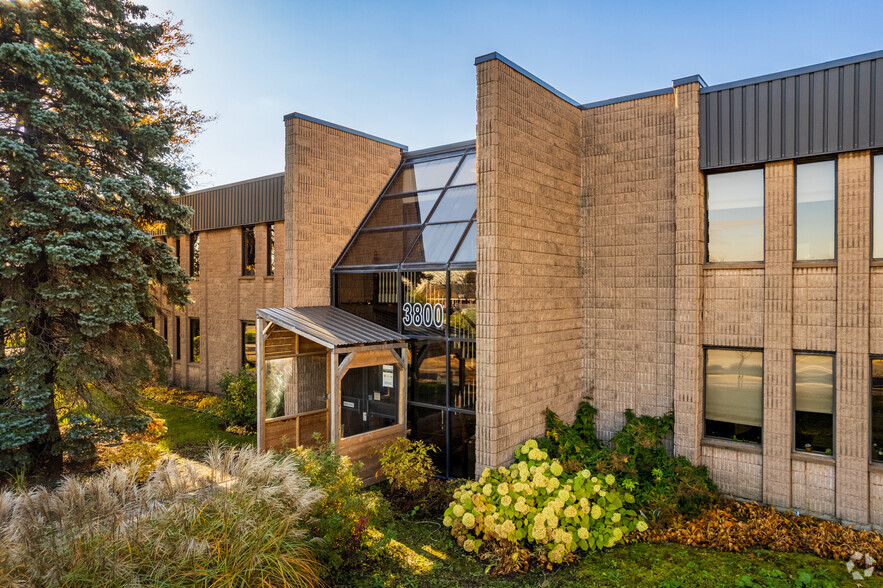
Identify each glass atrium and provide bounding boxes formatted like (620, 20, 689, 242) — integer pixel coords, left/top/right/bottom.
(332, 143, 476, 478)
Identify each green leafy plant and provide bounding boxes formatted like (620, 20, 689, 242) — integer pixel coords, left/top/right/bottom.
(216, 367, 258, 432)
(444, 439, 649, 568)
(377, 437, 438, 495)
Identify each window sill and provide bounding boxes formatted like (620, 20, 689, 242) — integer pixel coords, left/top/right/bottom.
(703, 262, 764, 270)
(870, 260, 883, 268)
(239, 275, 256, 281)
(701, 436, 763, 454)
(791, 450, 835, 465)
(793, 261, 837, 269)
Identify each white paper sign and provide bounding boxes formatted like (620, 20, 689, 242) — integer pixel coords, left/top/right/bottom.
(382, 364, 394, 388)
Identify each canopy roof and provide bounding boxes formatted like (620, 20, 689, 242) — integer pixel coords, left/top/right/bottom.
(333, 142, 477, 270)
(256, 306, 407, 349)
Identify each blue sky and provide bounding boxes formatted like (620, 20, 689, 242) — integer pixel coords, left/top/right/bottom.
(140, 0, 883, 189)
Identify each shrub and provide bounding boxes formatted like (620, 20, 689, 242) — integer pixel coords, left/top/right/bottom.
(61, 412, 153, 466)
(290, 441, 386, 570)
(217, 367, 258, 432)
(444, 439, 648, 567)
(377, 437, 437, 495)
(0, 446, 326, 587)
(542, 401, 718, 519)
(99, 439, 164, 482)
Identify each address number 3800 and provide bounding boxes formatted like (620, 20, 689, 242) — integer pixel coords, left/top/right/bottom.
(402, 302, 445, 329)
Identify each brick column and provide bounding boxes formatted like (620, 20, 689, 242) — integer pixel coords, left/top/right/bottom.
(835, 151, 872, 524)
(762, 160, 794, 507)
(672, 81, 704, 462)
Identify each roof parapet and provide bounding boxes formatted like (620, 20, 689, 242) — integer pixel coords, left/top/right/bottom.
(474, 52, 581, 107)
(282, 112, 408, 151)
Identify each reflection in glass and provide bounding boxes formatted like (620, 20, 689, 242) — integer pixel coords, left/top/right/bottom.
(364, 191, 441, 228)
(267, 223, 275, 275)
(242, 321, 256, 369)
(265, 357, 292, 419)
(794, 354, 834, 454)
(874, 156, 883, 258)
(242, 225, 256, 275)
(450, 153, 476, 186)
(336, 272, 398, 331)
(427, 186, 476, 224)
(449, 271, 476, 339)
(872, 360, 883, 462)
(405, 222, 470, 264)
(411, 342, 447, 406)
(452, 222, 476, 264)
(387, 156, 461, 193)
(449, 341, 475, 410)
(338, 227, 420, 266)
(190, 233, 200, 277)
(796, 161, 835, 261)
(341, 365, 398, 438)
(706, 169, 764, 262)
(704, 348, 763, 443)
(189, 318, 200, 363)
(408, 404, 446, 474)
(449, 411, 476, 479)
(402, 271, 447, 337)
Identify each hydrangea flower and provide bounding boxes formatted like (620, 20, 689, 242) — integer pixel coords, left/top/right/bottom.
(483, 484, 493, 496)
(464, 539, 475, 552)
(547, 477, 560, 491)
(443, 515, 453, 527)
(453, 504, 465, 517)
(558, 489, 570, 501)
(591, 504, 603, 519)
(501, 495, 512, 507)
(613, 527, 623, 540)
(549, 462, 563, 476)
(605, 474, 616, 485)
(528, 448, 544, 461)
(532, 525, 547, 541)
(593, 484, 601, 493)
(564, 505, 578, 518)
(636, 520, 648, 532)
(501, 520, 516, 535)
(612, 512, 621, 523)
(497, 483, 509, 495)
(578, 527, 590, 540)
(462, 512, 476, 529)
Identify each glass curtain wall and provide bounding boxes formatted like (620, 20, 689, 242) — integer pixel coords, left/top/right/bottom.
(332, 145, 476, 478)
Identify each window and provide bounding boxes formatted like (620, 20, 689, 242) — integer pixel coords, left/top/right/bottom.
(190, 233, 200, 277)
(872, 359, 883, 463)
(242, 225, 255, 276)
(704, 348, 763, 443)
(794, 353, 834, 455)
(795, 161, 836, 261)
(189, 318, 200, 363)
(874, 155, 883, 258)
(706, 169, 764, 263)
(242, 321, 256, 369)
(175, 317, 181, 360)
(174, 237, 181, 264)
(267, 223, 275, 275)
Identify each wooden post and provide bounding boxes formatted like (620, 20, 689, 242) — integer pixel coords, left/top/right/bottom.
(256, 316, 266, 452)
(395, 348, 408, 434)
(330, 350, 340, 448)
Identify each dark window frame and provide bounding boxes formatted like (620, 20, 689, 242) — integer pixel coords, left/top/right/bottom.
(702, 346, 765, 445)
(242, 225, 256, 276)
(704, 166, 766, 265)
(794, 158, 838, 263)
(175, 316, 181, 360)
(792, 351, 835, 457)
(189, 317, 200, 363)
(266, 223, 275, 276)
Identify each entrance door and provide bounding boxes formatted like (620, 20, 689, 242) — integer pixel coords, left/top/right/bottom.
(340, 364, 399, 438)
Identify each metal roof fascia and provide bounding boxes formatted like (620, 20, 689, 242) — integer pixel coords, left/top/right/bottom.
(474, 52, 581, 107)
(701, 49, 883, 94)
(579, 87, 674, 110)
(282, 112, 408, 151)
(672, 74, 707, 88)
(403, 140, 476, 160)
(184, 172, 285, 197)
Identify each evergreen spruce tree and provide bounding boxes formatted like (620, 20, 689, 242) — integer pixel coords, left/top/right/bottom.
(0, 0, 201, 474)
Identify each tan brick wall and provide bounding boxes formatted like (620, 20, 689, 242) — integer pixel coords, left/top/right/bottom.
(792, 458, 836, 517)
(792, 267, 837, 351)
(702, 269, 764, 348)
(700, 445, 763, 501)
(871, 470, 883, 527)
(582, 93, 676, 438)
(283, 117, 402, 307)
(475, 58, 583, 471)
(155, 222, 285, 392)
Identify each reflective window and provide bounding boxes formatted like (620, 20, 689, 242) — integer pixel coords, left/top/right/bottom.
(704, 348, 763, 443)
(874, 155, 883, 258)
(341, 365, 399, 438)
(189, 318, 200, 363)
(267, 223, 275, 275)
(452, 222, 476, 264)
(242, 321, 256, 369)
(794, 354, 834, 455)
(451, 153, 476, 186)
(449, 411, 476, 479)
(411, 341, 447, 406)
(364, 191, 441, 228)
(405, 222, 471, 265)
(174, 237, 181, 264)
(190, 233, 200, 277)
(402, 271, 447, 338)
(407, 404, 446, 474)
(338, 227, 420, 267)
(796, 161, 836, 261)
(449, 271, 476, 339)
(265, 357, 291, 419)
(242, 225, 256, 275)
(872, 359, 883, 463)
(335, 272, 399, 331)
(175, 317, 181, 360)
(387, 156, 461, 194)
(427, 185, 476, 224)
(449, 340, 475, 410)
(706, 169, 764, 263)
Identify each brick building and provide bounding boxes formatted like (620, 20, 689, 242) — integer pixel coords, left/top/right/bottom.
(157, 50, 883, 527)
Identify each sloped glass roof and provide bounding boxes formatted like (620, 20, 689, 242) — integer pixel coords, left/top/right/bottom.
(335, 144, 476, 269)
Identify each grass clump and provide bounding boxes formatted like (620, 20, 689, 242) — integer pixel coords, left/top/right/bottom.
(0, 445, 324, 587)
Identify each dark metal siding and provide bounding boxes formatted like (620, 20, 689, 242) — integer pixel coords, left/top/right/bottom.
(154, 173, 284, 235)
(700, 57, 883, 170)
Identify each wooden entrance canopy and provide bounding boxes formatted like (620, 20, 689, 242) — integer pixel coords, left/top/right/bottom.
(255, 306, 408, 481)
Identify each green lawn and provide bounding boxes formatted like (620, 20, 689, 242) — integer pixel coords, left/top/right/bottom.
(141, 398, 255, 459)
(336, 517, 878, 588)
